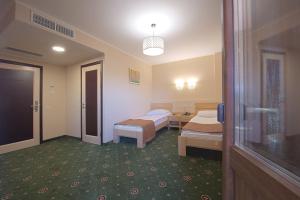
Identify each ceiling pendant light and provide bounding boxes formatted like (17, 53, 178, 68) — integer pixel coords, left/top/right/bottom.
(143, 24, 164, 56)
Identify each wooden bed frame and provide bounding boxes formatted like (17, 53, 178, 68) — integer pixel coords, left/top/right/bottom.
(178, 103, 223, 156)
(113, 103, 173, 148)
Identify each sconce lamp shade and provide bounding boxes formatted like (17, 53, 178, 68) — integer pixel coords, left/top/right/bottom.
(175, 79, 185, 90)
(187, 79, 197, 90)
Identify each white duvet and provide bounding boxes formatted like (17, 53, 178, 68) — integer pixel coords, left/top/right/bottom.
(190, 115, 220, 124)
(131, 113, 171, 126)
(181, 115, 223, 140)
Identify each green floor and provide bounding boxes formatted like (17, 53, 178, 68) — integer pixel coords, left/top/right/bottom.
(0, 129, 222, 200)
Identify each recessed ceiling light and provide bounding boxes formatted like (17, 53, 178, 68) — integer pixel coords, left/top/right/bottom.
(52, 46, 65, 53)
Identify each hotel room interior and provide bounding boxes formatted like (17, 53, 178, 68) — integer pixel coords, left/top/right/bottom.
(0, 0, 299, 199)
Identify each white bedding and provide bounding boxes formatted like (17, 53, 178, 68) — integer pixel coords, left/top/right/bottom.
(114, 113, 171, 132)
(181, 130, 223, 141)
(190, 115, 219, 124)
(181, 115, 223, 140)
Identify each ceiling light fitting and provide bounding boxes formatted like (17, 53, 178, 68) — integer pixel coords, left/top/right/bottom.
(175, 78, 198, 90)
(52, 46, 65, 53)
(143, 24, 164, 56)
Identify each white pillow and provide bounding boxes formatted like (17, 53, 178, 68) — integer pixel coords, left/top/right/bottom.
(197, 110, 217, 118)
(146, 109, 171, 116)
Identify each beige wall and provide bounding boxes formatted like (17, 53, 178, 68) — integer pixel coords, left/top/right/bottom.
(152, 53, 222, 113)
(43, 63, 67, 140)
(65, 62, 81, 139)
(0, 54, 67, 140)
(102, 55, 152, 142)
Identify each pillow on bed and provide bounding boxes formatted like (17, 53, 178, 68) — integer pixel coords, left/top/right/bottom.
(146, 109, 171, 116)
(197, 110, 217, 118)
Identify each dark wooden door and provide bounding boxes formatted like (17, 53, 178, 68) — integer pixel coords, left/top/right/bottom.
(85, 70, 98, 136)
(0, 63, 41, 154)
(0, 68, 34, 145)
(81, 63, 101, 145)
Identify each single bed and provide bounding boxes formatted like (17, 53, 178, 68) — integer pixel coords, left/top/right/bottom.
(178, 103, 223, 156)
(113, 103, 173, 148)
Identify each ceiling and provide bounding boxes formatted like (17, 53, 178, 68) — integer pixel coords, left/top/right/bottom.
(251, 0, 300, 51)
(17, 0, 223, 65)
(0, 20, 102, 66)
(252, 0, 300, 29)
(260, 25, 300, 51)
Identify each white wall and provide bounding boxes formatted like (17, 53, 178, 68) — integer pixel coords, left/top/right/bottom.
(0, 54, 67, 140)
(66, 57, 152, 142)
(152, 53, 222, 113)
(66, 62, 81, 138)
(102, 56, 152, 143)
(43, 64, 67, 140)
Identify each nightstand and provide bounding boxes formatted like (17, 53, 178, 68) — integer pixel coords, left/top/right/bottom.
(168, 113, 194, 130)
(180, 114, 194, 127)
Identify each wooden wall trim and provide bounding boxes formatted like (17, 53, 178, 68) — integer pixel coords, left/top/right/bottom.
(223, 0, 235, 199)
(231, 147, 300, 199)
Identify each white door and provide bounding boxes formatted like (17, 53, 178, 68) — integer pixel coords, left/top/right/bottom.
(81, 63, 101, 145)
(0, 63, 40, 154)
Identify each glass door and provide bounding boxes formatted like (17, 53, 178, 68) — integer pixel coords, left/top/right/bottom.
(234, 0, 300, 182)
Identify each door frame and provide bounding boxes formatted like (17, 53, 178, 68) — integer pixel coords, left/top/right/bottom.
(0, 59, 43, 144)
(222, 0, 235, 199)
(80, 61, 103, 144)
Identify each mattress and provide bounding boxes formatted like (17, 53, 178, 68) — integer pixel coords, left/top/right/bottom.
(114, 113, 170, 132)
(190, 115, 219, 124)
(181, 130, 223, 141)
(181, 115, 223, 141)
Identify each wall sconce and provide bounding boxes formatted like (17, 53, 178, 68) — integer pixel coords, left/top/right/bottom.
(175, 79, 185, 90)
(187, 79, 197, 90)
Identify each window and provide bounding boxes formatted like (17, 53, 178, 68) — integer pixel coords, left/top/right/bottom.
(234, 0, 300, 181)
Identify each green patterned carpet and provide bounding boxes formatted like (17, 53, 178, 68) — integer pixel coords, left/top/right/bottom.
(0, 129, 222, 200)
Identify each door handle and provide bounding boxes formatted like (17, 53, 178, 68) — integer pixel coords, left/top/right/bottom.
(217, 103, 225, 123)
(34, 100, 39, 112)
(246, 107, 278, 113)
(30, 101, 39, 112)
(82, 104, 86, 109)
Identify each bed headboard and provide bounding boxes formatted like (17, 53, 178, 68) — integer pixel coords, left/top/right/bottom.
(150, 103, 173, 111)
(195, 103, 219, 111)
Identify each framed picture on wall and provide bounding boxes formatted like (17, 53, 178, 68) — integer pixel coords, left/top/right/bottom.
(129, 68, 140, 84)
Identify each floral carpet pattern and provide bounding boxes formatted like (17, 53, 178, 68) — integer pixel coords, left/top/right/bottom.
(0, 129, 222, 200)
